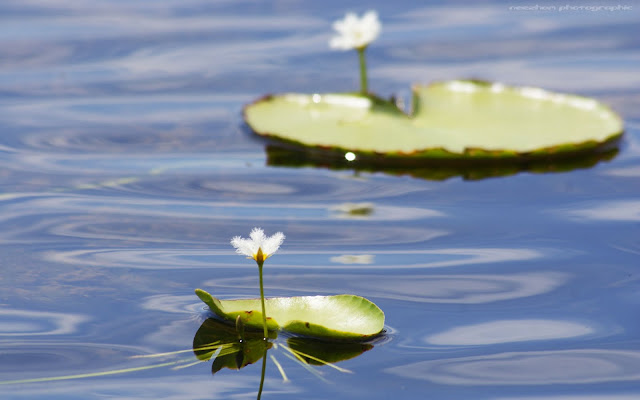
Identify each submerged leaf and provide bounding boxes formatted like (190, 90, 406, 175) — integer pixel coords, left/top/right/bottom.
(195, 289, 384, 340)
(244, 80, 623, 161)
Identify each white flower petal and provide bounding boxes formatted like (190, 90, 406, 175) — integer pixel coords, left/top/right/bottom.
(329, 36, 349, 50)
(362, 11, 378, 26)
(230, 228, 285, 262)
(249, 227, 266, 245)
(329, 10, 381, 51)
(262, 232, 285, 257)
(231, 236, 253, 257)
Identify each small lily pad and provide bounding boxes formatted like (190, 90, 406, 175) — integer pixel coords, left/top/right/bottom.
(244, 80, 623, 161)
(195, 289, 384, 341)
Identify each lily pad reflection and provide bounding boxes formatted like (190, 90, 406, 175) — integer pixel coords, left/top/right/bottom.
(193, 318, 274, 374)
(193, 318, 375, 375)
(266, 144, 618, 181)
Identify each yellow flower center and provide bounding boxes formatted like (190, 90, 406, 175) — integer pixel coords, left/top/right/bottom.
(255, 247, 265, 264)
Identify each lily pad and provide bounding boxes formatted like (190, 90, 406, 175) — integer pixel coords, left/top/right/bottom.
(244, 80, 623, 161)
(195, 289, 384, 341)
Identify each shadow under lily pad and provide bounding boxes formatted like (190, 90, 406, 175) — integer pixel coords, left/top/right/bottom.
(265, 142, 619, 181)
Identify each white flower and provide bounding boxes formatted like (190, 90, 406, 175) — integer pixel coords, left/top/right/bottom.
(329, 10, 381, 51)
(231, 227, 285, 264)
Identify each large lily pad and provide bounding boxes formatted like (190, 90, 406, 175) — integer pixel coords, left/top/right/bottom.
(244, 80, 623, 161)
(195, 289, 384, 341)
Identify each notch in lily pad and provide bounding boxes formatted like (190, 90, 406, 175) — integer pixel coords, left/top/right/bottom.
(243, 11, 623, 165)
(244, 80, 623, 163)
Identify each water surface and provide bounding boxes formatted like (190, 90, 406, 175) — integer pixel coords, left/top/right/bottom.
(1, 1, 639, 399)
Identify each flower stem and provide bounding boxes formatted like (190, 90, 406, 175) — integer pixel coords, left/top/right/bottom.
(358, 47, 368, 94)
(257, 261, 268, 339)
(257, 343, 267, 400)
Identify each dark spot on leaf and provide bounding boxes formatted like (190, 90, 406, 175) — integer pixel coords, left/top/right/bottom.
(305, 322, 310, 328)
(245, 311, 253, 314)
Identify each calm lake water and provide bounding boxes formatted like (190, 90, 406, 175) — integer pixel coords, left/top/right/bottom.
(1, 1, 639, 399)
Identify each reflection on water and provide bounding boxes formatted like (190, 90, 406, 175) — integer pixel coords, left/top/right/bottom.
(0, 342, 152, 381)
(564, 200, 640, 222)
(387, 349, 640, 385)
(192, 317, 377, 400)
(142, 294, 203, 314)
(495, 395, 640, 400)
(205, 272, 567, 304)
(266, 143, 619, 181)
(425, 319, 594, 345)
(353, 272, 568, 303)
(330, 254, 375, 264)
(605, 165, 640, 177)
(0, 308, 88, 336)
(0, 375, 282, 399)
(193, 318, 275, 375)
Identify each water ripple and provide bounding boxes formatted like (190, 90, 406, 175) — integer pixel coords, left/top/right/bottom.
(49, 247, 539, 270)
(82, 172, 430, 203)
(202, 271, 565, 303)
(386, 349, 640, 385)
(564, 200, 640, 222)
(0, 193, 444, 245)
(0, 308, 88, 336)
(496, 395, 640, 400)
(141, 294, 204, 315)
(425, 319, 594, 345)
(4, 98, 236, 131)
(0, 342, 149, 380)
(0, 375, 293, 399)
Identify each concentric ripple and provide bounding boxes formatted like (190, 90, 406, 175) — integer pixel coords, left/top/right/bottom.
(201, 271, 565, 303)
(386, 349, 640, 385)
(48, 246, 538, 270)
(0, 308, 88, 337)
(425, 319, 594, 345)
(0, 342, 152, 382)
(0, 191, 444, 245)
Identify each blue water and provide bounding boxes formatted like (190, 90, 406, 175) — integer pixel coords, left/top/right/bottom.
(1, 1, 639, 399)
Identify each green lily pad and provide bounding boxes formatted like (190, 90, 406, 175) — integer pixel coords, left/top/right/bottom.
(244, 80, 623, 161)
(195, 289, 384, 341)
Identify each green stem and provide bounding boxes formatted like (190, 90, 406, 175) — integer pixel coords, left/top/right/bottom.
(257, 343, 267, 400)
(358, 47, 368, 94)
(257, 261, 268, 339)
